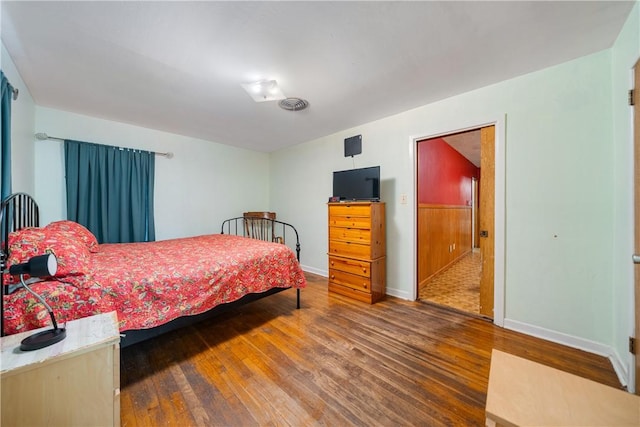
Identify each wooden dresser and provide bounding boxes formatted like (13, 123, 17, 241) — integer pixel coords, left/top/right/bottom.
(1, 311, 121, 426)
(328, 202, 386, 303)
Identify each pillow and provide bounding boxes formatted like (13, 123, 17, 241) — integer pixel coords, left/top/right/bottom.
(4, 228, 47, 285)
(46, 220, 99, 253)
(6, 227, 46, 269)
(6, 227, 90, 278)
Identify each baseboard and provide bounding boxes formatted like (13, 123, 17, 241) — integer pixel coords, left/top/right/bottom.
(385, 287, 412, 301)
(608, 350, 630, 390)
(300, 266, 412, 301)
(301, 265, 327, 277)
(504, 318, 629, 388)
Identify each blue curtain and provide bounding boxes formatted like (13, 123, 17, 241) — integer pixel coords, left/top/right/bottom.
(64, 139, 155, 243)
(0, 71, 14, 201)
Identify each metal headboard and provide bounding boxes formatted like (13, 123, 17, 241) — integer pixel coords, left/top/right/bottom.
(221, 216, 302, 309)
(0, 192, 40, 336)
(220, 217, 301, 262)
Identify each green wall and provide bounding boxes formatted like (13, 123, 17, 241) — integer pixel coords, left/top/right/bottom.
(271, 2, 640, 386)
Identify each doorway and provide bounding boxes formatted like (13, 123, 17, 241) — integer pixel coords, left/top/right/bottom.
(416, 126, 495, 319)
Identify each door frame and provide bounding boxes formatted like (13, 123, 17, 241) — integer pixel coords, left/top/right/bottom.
(409, 114, 506, 327)
(633, 59, 639, 394)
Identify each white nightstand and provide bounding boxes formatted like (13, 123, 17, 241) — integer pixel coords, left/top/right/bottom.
(485, 349, 639, 427)
(1, 311, 121, 426)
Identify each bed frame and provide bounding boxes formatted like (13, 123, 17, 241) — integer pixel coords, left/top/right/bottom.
(0, 193, 39, 338)
(221, 215, 301, 309)
(0, 193, 303, 347)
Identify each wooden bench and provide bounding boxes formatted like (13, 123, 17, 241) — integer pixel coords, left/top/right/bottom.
(485, 349, 640, 427)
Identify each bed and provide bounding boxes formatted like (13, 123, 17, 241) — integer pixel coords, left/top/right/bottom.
(0, 193, 306, 347)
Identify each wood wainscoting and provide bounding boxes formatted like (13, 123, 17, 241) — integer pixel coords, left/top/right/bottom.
(418, 204, 472, 287)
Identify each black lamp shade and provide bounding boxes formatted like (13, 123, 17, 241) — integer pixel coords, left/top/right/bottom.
(9, 254, 57, 278)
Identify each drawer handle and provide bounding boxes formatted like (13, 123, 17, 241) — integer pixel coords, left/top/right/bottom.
(331, 275, 335, 280)
(363, 268, 367, 273)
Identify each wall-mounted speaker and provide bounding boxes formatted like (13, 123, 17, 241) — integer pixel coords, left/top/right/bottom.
(344, 135, 362, 157)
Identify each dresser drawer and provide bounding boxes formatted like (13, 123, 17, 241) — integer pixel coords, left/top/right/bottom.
(329, 227, 371, 244)
(329, 269, 371, 292)
(328, 241, 371, 259)
(329, 216, 371, 229)
(328, 256, 370, 277)
(329, 204, 371, 217)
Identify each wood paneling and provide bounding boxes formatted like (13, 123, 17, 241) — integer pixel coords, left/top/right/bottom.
(120, 272, 623, 426)
(418, 204, 472, 286)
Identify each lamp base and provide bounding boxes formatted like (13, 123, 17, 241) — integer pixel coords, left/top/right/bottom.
(20, 328, 66, 351)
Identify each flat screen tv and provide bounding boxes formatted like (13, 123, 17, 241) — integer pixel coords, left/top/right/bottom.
(333, 166, 380, 201)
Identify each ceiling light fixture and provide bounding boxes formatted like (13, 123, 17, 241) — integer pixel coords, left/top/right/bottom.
(241, 80, 285, 102)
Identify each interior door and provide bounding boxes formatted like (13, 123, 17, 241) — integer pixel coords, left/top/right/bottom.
(633, 60, 640, 394)
(479, 125, 495, 318)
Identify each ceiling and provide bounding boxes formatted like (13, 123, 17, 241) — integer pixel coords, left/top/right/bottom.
(443, 130, 481, 167)
(1, 1, 635, 153)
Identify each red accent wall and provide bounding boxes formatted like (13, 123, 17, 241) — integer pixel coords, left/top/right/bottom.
(418, 138, 479, 205)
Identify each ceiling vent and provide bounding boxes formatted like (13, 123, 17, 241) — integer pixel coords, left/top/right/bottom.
(278, 98, 309, 111)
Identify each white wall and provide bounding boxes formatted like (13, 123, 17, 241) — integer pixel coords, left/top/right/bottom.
(34, 107, 271, 240)
(271, 31, 637, 383)
(611, 2, 640, 390)
(1, 43, 36, 194)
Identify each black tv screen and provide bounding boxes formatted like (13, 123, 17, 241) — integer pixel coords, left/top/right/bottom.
(333, 166, 380, 201)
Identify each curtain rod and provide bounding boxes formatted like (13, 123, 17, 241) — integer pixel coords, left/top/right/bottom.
(34, 133, 174, 158)
(12, 88, 18, 101)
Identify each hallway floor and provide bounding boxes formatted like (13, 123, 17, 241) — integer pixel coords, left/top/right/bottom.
(419, 251, 481, 315)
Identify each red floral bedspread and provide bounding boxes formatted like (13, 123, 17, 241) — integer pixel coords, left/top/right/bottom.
(3, 234, 306, 334)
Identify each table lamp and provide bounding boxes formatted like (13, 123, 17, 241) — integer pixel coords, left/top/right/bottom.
(8, 253, 66, 351)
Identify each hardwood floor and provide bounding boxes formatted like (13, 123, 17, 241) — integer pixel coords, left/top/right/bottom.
(121, 272, 621, 426)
